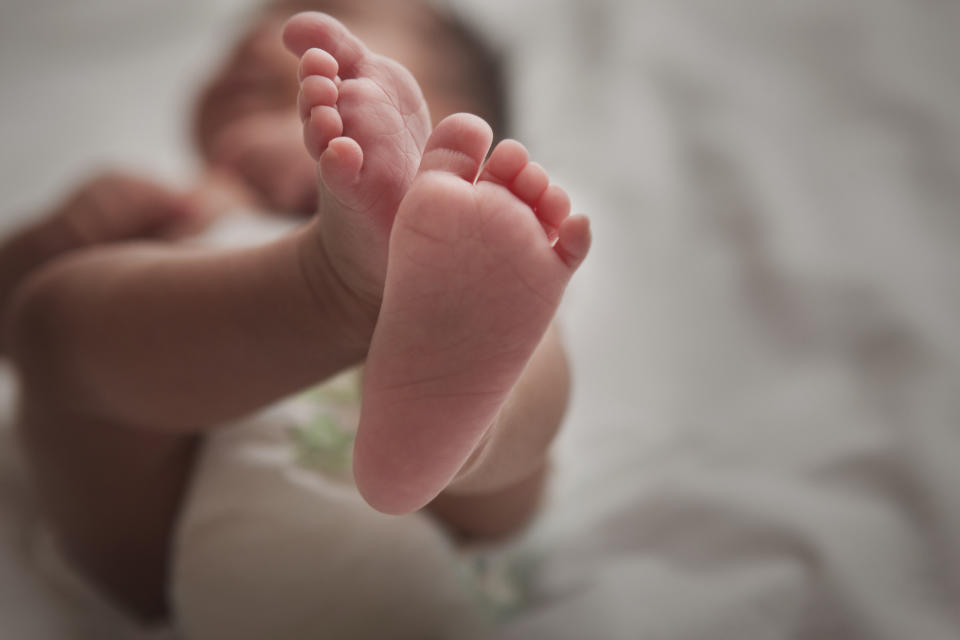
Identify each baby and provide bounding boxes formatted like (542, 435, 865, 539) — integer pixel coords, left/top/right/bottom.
(0, 2, 590, 625)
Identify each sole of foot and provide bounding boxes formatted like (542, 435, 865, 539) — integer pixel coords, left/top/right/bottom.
(354, 113, 591, 514)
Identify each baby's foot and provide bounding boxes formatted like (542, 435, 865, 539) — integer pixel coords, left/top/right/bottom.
(283, 12, 431, 307)
(354, 114, 591, 514)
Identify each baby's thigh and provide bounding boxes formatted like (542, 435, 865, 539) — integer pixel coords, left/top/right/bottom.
(172, 413, 483, 639)
(18, 400, 199, 620)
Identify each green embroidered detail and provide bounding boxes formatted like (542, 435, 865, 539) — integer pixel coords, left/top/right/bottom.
(467, 552, 540, 622)
(289, 412, 354, 473)
(286, 368, 362, 474)
(302, 381, 360, 408)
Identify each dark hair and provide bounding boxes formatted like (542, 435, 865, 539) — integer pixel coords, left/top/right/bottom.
(434, 8, 510, 140)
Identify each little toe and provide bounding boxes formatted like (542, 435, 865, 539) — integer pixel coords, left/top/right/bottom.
(510, 162, 550, 207)
(298, 48, 338, 81)
(417, 113, 493, 183)
(298, 75, 338, 121)
(478, 140, 528, 186)
(536, 184, 572, 231)
(304, 105, 343, 159)
(284, 12, 367, 78)
(554, 214, 592, 269)
(320, 137, 364, 191)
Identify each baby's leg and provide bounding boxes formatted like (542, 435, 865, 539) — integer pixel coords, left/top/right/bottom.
(354, 114, 591, 515)
(0, 174, 202, 618)
(12, 14, 433, 429)
(9, 15, 433, 619)
(10, 228, 376, 429)
(18, 401, 200, 620)
(9, 225, 378, 620)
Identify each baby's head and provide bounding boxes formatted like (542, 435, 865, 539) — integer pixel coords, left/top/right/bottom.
(195, 0, 508, 214)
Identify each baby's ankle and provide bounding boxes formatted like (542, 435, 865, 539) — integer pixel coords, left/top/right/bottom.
(294, 222, 380, 357)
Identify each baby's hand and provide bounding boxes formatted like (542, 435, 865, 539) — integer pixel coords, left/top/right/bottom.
(0, 171, 202, 354)
(50, 172, 203, 244)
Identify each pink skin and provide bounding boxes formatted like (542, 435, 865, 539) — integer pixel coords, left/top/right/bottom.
(207, 112, 318, 215)
(355, 114, 591, 514)
(0, 10, 589, 621)
(283, 12, 431, 306)
(287, 11, 591, 514)
(0, 7, 590, 622)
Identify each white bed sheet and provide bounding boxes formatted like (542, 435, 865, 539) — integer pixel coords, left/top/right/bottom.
(485, 1, 960, 638)
(1, 0, 959, 638)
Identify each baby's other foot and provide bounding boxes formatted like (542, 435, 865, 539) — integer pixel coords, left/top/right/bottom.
(283, 12, 431, 307)
(354, 114, 591, 514)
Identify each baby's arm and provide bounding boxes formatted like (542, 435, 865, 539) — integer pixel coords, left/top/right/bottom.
(427, 324, 570, 539)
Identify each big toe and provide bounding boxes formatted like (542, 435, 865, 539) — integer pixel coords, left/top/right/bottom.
(416, 113, 493, 183)
(283, 12, 366, 77)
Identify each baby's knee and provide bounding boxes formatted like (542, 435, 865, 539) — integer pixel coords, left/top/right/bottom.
(6, 263, 87, 401)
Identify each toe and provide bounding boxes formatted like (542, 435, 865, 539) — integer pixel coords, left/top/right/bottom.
(536, 184, 572, 231)
(304, 105, 343, 159)
(298, 75, 338, 121)
(417, 113, 493, 183)
(510, 162, 550, 207)
(320, 137, 364, 191)
(298, 47, 338, 81)
(284, 12, 367, 78)
(478, 140, 528, 186)
(554, 214, 592, 269)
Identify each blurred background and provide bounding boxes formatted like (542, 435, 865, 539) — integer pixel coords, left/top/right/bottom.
(1, 0, 959, 638)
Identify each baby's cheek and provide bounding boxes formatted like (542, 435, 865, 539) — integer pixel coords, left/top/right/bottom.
(207, 112, 318, 215)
